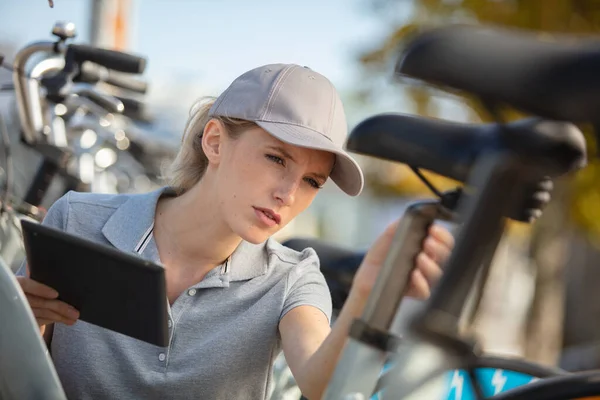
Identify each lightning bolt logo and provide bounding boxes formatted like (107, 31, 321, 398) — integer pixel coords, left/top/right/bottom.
(450, 370, 464, 400)
(491, 369, 507, 394)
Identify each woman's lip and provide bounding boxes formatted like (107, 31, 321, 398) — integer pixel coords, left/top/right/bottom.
(254, 208, 277, 227)
(253, 207, 281, 225)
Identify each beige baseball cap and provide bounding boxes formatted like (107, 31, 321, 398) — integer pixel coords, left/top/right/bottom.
(208, 63, 364, 196)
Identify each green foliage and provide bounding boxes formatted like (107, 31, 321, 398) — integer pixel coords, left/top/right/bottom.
(359, 0, 600, 236)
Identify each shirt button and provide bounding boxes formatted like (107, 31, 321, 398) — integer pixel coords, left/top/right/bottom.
(188, 289, 197, 296)
(158, 353, 166, 362)
(167, 320, 172, 328)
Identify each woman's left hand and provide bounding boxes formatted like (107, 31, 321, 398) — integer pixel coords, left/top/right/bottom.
(351, 220, 455, 301)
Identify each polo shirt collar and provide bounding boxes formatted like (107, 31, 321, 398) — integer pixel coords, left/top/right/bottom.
(101, 186, 269, 283)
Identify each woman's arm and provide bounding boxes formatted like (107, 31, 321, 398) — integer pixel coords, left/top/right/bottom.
(280, 223, 454, 399)
(279, 292, 366, 400)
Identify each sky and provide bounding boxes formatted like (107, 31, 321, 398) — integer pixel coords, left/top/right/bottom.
(0, 0, 460, 246)
(0, 0, 402, 101)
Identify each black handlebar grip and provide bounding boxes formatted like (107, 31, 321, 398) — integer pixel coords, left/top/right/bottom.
(68, 44, 146, 74)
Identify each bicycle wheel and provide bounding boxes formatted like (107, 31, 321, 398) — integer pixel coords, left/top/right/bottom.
(489, 370, 600, 400)
(373, 355, 565, 400)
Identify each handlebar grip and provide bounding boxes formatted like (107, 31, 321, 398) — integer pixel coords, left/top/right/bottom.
(68, 44, 146, 74)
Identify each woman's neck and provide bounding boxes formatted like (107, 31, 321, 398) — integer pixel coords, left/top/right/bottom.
(153, 180, 242, 274)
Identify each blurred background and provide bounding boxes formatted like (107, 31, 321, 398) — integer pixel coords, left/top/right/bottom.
(2, 0, 600, 374)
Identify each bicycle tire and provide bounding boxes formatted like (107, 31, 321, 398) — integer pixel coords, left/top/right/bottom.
(474, 355, 565, 377)
(490, 370, 600, 400)
(373, 355, 566, 399)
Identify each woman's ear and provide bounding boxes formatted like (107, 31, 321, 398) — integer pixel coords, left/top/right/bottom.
(202, 119, 225, 165)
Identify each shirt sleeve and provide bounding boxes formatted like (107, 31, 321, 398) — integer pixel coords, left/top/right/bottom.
(15, 192, 70, 277)
(280, 250, 333, 325)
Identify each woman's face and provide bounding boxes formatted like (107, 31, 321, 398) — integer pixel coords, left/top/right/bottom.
(213, 124, 335, 244)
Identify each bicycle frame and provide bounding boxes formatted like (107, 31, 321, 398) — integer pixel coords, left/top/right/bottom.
(0, 255, 67, 399)
(324, 147, 564, 399)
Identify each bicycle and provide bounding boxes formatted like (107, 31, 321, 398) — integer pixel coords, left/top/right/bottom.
(0, 21, 154, 399)
(318, 24, 598, 400)
(282, 236, 566, 400)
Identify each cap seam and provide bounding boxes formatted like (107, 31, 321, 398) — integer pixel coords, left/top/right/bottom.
(257, 119, 333, 142)
(208, 85, 232, 116)
(326, 78, 335, 135)
(262, 65, 296, 120)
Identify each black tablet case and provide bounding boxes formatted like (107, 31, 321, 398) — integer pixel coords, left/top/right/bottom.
(21, 219, 169, 347)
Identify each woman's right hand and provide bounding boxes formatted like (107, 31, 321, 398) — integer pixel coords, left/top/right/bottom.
(16, 276, 80, 330)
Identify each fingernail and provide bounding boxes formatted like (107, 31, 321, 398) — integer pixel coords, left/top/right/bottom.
(68, 307, 79, 318)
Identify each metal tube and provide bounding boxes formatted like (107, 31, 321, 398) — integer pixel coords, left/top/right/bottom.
(12, 41, 63, 144)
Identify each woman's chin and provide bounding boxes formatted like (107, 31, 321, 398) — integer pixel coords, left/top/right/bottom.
(235, 226, 272, 245)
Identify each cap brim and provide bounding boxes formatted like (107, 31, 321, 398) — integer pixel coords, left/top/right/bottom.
(255, 121, 364, 196)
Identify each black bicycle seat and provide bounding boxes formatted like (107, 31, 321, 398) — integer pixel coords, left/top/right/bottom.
(347, 114, 586, 182)
(396, 25, 600, 123)
(283, 238, 364, 311)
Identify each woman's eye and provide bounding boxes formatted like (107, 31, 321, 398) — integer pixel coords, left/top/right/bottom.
(266, 154, 285, 165)
(305, 178, 323, 189)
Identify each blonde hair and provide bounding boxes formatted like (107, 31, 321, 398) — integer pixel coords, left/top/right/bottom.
(165, 96, 257, 194)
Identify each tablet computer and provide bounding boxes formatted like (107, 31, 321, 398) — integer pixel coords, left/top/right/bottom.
(20, 219, 169, 347)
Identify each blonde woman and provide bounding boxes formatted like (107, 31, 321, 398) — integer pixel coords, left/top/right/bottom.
(17, 64, 453, 400)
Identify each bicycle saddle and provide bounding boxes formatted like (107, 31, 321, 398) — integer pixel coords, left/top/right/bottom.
(347, 114, 586, 183)
(397, 25, 600, 123)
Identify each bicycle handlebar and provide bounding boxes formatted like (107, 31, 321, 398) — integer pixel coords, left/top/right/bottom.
(67, 44, 146, 74)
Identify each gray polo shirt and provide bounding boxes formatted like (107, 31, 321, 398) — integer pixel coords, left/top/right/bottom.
(18, 187, 332, 399)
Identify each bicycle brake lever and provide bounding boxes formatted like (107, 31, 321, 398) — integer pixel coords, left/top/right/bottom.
(68, 84, 124, 114)
(65, 94, 117, 126)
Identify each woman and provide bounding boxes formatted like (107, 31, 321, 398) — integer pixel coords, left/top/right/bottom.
(16, 64, 454, 400)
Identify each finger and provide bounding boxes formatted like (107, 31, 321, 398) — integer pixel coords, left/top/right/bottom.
(536, 177, 553, 192)
(26, 295, 79, 320)
(17, 277, 58, 299)
(31, 307, 77, 326)
(362, 219, 400, 267)
(408, 269, 430, 300)
(37, 318, 55, 327)
(524, 209, 543, 223)
(423, 236, 451, 265)
(531, 190, 551, 205)
(416, 252, 443, 284)
(522, 191, 551, 212)
(429, 225, 455, 250)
